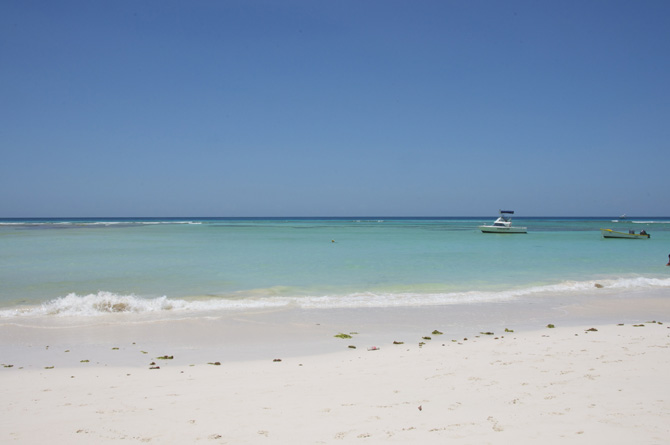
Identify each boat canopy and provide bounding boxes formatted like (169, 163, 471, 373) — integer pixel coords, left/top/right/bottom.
(500, 210, 514, 214)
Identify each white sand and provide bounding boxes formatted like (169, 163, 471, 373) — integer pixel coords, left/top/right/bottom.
(2, 318, 670, 443)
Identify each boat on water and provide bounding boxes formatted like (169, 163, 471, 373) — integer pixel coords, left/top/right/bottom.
(479, 210, 527, 234)
(600, 228, 650, 239)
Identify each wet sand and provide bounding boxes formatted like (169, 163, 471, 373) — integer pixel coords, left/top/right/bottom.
(2, 290, 670, 443)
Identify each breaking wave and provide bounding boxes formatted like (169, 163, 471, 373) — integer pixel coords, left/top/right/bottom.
(0, 221, 201, 227)
(2, 276, 669, 319)
(630, 220, 670, 224)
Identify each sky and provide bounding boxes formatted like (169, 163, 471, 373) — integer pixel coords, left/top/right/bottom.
(1, 0, 669, 217)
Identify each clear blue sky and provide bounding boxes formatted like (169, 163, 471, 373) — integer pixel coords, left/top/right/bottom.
(2, 1, 669, 217)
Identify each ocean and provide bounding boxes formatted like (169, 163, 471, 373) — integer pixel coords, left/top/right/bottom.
(1, 217, 669, 319)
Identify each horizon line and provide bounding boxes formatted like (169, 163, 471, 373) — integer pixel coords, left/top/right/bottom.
(2, 215, 668, 220)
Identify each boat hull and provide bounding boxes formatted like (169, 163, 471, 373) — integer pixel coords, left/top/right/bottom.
(600, 229, 650, 239)
(479, 225, 527, 234)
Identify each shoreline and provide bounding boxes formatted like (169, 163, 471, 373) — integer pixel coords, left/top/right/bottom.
(2, 320, 669, 443)
(2, 290, 670, 443)
(2, 287, 670, 366)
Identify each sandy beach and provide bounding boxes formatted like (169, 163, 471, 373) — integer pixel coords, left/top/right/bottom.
(2, 292, 670, 444)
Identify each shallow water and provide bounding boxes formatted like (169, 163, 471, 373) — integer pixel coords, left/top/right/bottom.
(1, 217, 669, 318)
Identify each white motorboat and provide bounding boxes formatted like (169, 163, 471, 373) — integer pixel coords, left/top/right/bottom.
(600, 228, 650, 239)
(479, 210, 527, 234)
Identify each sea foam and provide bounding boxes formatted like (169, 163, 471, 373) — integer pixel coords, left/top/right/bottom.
(2, 276, 669, 318)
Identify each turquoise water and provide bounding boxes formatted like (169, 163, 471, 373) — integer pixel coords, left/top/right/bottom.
(1, 217, 669, 317)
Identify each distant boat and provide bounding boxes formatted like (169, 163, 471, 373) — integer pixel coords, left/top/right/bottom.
(611, 214, 627, 223)
(479, 210, 527, 234)
(600, 228, 650, 239)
